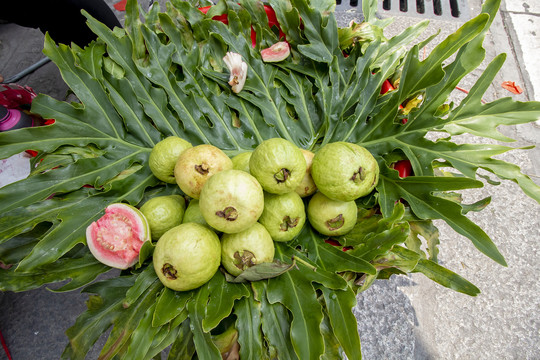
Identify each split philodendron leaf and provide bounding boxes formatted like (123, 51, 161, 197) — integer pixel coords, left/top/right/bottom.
(0, 0, 539, 359)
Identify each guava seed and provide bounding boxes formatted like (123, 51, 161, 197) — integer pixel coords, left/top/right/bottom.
(274, 168, 290, 183)
(326, 214, 345, 230)
(195, 163, 210, 175)
(233, 250, 256, 270)
(351, 167, 365, 183)
(280, 216, 300, 231)
(162, 263, 178, 280)
(216, 206, 239, 221)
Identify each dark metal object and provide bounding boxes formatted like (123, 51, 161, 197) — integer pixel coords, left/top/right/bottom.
(336, 0, 470, 22)
(1, 57, 51, 84)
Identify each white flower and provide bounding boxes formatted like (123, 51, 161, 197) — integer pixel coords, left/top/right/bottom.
(223, 52, 248, 93)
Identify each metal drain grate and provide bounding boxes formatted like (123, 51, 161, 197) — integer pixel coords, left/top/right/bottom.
(336, 0, 470, 22)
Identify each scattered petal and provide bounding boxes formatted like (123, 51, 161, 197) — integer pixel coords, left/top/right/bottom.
(501, 81, 523, 94)
(114, 0, 127, 11)
(223, 52, 248, 93)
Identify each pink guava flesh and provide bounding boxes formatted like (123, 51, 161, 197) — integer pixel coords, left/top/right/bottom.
(86, 204, 149, 269)
(260, 41, 290, 62)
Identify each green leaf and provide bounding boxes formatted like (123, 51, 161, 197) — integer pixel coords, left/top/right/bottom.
(0, 252, 110, 292)
(371, 245, 421, 273)
(253, 281, 298, 360)
(153, 287, 192, 328)
(414, 258, 481, 296)
(266, 244, 325, 360)
(235, 291, 265, 360)
(294, 226, 376, 275)
(97, 280, 162, 360)
(124, 265, 161, 308)
(321, 287, 362, 360)
(1, 0, 540, 358)
(166, 320, 196, 360)
(62, 276, 137, 359)
(203, 271, 250, 331)
(224, 259, 297, 283)
(187, 285, 222, 360)
(377, 172, 507, 266)
(408, 220, 440, 261)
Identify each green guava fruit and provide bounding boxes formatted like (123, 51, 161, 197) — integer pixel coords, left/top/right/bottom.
(307, 192, 357, 236)
(258, 191, 306, 242)
(149, 136, 192, 184)
(231, 151, 252, 173)
(153, 223, 221, 291)
(139, 195, 186, 241)
(295, 149, 317, 198)
(260, 41, 290, 62)
(199, 169, 264, 234)
(182, 199, 208, 226)
(86, 203, 151, 269)
(311, 142, 379, 201)
(221, 222, 275, 276)
(174, 144, 233, 199)
(249, 138, 307, 194)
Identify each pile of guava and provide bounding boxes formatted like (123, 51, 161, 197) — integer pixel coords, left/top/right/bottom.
(86, 136, 380, 291)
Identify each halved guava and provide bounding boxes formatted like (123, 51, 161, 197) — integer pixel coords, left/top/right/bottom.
(258, 191, 306, 242)
(153, 223, 221, 291)
(260, 41, 290, 62)
(249, 138, 306, 194)
(221, 222, 275, 276)
(174, 144, 233, 199)
(86, 203, 151, 269)
(149, 136, 192, 184)
(311, 142, 379, 201)
(199, 169, 264, 234)
(307, 192, 357, 236)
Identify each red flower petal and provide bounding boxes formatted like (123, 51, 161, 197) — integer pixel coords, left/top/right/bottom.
(501, 81, 523, 95)
(114, 0, 127, 11)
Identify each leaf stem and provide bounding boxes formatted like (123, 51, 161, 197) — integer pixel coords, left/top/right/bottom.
(292, 256, 317, 271)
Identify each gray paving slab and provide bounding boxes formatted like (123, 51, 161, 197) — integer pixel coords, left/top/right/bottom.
(0, 0, 539, 359)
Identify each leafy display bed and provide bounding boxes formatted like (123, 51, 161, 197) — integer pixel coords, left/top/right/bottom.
(1, 0, 539, 358)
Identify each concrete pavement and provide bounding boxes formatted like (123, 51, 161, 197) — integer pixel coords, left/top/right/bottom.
(0, 0, 539, 359)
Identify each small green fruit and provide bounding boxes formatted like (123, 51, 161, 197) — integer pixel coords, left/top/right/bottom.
(311, 142, 379, 201)
(149, 136, 192, 184)
(249, 138, 307, 194)
(153, 223, 221, 291)
(295, 149, 317, 198)
(307, 192, 357, 236)
(221, 223, 275, 277)
(182, 199, 209, 228)
(199, 170, 264, 234)
(231, 151, 252, 173)
(140, 195, 186, 241)
(174, 144, 233, 199)
(258, 192, 306, 242)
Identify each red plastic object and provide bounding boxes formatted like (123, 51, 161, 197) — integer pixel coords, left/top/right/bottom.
(1, 84, 54, 156)
(393, 160, 413, 178)
(0, 84, 36, 109)
(380, 79, 394, 95)
(113, 0, 127, 11)
(0, 329, 12, 360)
(324, 238, 352, 252)
(199, 5, 285, 47)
